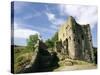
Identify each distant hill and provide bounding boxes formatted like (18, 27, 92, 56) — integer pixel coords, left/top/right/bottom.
(93, 47, 97, 51)
(11, 45, 26, 47)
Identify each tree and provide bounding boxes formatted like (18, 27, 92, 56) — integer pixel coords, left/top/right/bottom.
(27, 34, 39, 51)
(45, 32, 58, 49)
(45, 39, 54, 48)
(51, 32, 58, 42)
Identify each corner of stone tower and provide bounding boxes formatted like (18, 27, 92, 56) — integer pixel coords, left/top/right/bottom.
(67, 16, 76, 25)
(68, 16, 75, 21)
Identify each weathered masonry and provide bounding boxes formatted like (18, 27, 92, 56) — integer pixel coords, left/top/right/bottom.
(56, 16, 94, 62)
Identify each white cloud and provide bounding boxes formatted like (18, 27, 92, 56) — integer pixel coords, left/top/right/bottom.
(46, 12, 56, 21)
(59, 5, 98, 29)
(14, 29, 39, 39)
(14, 22, 40, 39)
(45, 5, 65, 29)
(52, 18, 65, 25)
(45, 12, 65, 31)
(45, 12, 65, 28)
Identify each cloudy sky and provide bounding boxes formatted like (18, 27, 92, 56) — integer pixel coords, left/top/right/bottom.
(12, 1, 97, 47)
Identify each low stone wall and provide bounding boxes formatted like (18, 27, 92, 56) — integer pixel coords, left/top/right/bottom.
(18, 40, 59, 73)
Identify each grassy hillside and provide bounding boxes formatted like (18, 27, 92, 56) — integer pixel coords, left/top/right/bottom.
(14, 46, 33, 73)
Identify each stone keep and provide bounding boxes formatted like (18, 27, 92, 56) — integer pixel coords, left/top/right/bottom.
(57, 16, 94, 62)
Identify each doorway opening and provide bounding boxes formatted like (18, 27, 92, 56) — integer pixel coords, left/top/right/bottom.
(65, 38, 69, 55)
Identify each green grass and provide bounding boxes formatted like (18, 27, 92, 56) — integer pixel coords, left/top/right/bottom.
(14, 46, 33, 73)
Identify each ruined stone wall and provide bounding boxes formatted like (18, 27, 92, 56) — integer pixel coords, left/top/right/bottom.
(58, 16, 76, 59)
(71, 22, 85, 60)
(81, 25, 94, 62)
(58, 16, 94, 62)
(71, 23, 94, 62)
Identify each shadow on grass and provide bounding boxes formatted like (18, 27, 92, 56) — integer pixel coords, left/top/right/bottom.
(17, 50, 59, 73)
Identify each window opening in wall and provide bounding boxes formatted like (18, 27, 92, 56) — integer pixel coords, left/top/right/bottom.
(82, 35, 84, 40)
(78, 39, 80, 44)
(90, 39, 91, 41)
(73, 29, 75, 33)
(66, 38, 69, 55)
(74, 38, 75, 41)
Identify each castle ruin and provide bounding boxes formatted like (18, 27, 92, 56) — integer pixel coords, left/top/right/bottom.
(55, 16, 94, 62)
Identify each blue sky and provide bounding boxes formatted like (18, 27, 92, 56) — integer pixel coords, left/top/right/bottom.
(12, 1, 97, 47)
